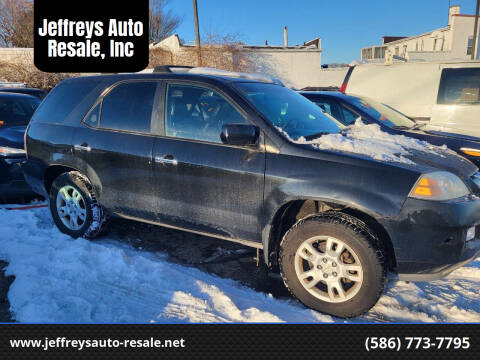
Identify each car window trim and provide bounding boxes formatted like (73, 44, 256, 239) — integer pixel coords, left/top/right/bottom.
(163, 80, 254, 146)
(317, 97, 347, 124)
(149, 131, 264, 151)
(82, 79, 164, 135)
(80, 102, 101, 129)
(338, 101, 364, 124)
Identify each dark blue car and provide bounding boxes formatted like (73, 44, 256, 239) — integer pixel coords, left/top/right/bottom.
(0, 92, 41, 201)
(301, 91, 480, 167)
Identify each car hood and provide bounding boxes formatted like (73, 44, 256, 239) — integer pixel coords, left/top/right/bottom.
(293, 120, 478, 179)
(399, 146, 477, 178)
(402, 128, 480, 146)
(422, 129, 480, 143)
(0, 125, 26, 149)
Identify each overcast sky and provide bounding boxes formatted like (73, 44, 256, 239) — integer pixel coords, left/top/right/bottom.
(172, 0, 478, 64)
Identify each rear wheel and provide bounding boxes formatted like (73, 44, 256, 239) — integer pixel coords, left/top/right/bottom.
(49, 171, 107, 238)
(279, 212, 386, 318)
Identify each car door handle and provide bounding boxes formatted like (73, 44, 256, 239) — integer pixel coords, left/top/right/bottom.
(154, 155, 178, 166)
(74, 144, 91, 152)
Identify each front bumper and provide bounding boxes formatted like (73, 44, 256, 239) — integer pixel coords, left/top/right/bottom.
(385, 195, 480, 281)
(398, 237, 480, 281)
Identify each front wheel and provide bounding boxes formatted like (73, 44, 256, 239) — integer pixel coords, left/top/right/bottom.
(279, 212, 386, 318)
(49, 171, 107, 239)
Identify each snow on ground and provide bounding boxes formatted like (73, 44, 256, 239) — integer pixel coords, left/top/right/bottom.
(294, 119, 455, 165)
(0, 206, 479, 323)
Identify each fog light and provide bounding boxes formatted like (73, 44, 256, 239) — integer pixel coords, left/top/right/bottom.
(466, 226, 475, 242)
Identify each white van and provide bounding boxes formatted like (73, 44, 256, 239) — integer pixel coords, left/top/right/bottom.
(342, 61, 480, 137)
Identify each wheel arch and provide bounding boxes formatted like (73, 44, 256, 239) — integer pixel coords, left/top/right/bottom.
(44, 163, 102, 198)
(264, 199, 397, 271)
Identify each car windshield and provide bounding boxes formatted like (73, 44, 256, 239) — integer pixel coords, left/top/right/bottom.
(236, 82, 343, 140)
(0, 96, 41, 126)
(351, 96, 416, 129)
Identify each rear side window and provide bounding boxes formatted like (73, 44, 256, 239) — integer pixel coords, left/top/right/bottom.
(0, 97, 40, 126)
(100, 81, 158, 133)
(31, 79, 101, 124)
(437, 68, 480, 105)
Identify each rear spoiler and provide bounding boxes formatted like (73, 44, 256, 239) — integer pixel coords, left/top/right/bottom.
(340, 66, 355, 94)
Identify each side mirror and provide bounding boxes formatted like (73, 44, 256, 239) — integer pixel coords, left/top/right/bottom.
(221, 124, 259, 146)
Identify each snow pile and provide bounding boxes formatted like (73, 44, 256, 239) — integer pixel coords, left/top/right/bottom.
(0, 206, 479, 323)
(294, 119, 453, 165)
(0, 207, 331, 323)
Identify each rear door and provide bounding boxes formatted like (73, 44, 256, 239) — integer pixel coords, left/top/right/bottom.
(71, 80, 162, 219)
(151, 82, 265, 243)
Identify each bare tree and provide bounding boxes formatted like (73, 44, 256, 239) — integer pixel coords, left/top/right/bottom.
(149, 0, 182, 43)
(149, 31, 253, 72)
(0, 0, 33, 47)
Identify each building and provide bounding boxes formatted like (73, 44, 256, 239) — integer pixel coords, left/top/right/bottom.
(150, 28, 323, 89)
(0, 47, 33, 64)
(361, 5, 480, 62)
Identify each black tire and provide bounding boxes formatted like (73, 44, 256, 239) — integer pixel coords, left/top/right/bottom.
(279, 212, 386, 318)
(49, 171, 107, 239)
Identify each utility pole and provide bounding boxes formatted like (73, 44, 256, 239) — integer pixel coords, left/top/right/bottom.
(448, 0, 451, 24)
(193, 0, 202, 66)
(472, 0, 480, 60)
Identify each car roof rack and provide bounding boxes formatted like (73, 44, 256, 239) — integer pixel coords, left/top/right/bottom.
(153, 65, 195, 73)
(300, 86, 340, 92)
(151, 65, 284, 86)
(189, 67, 284, 85)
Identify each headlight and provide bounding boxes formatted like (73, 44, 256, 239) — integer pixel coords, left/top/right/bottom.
(0, 147, 25, 156)
(409, 171, 470, 201)
(460, 148, 480, 157)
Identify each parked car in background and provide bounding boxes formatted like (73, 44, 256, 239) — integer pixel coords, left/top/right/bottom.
(341, 61, 480, 137)
(23, 68, 480, 317)
(0, 92, 41, 201)
(301, 91, 480, 167)
(0, 87, 46, 100)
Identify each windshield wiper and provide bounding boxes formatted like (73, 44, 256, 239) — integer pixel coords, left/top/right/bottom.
(392, 125, 412, 130)
(303, 131, 332, 141)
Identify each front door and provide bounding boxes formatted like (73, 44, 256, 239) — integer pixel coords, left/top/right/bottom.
(152, 82, 265, 242)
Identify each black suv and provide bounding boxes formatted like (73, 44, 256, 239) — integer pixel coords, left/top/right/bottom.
(23, 68, 480, 317)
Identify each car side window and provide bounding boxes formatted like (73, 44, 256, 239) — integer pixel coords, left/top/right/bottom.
(100, 81, 158, 133)
(12, 102, 26, 117)
(314, 101, 333, 115)
(437, 68, 480, 105)
(340, 106, 359, 125)
(313, 99, 349, 124)
(165, 83, 248, 143)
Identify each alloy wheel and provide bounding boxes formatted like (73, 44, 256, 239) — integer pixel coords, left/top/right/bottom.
(294, 235, 364, 303)
(56, 185, 87, 231)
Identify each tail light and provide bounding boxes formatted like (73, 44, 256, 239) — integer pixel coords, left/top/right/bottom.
(339, 82, 347, 93)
